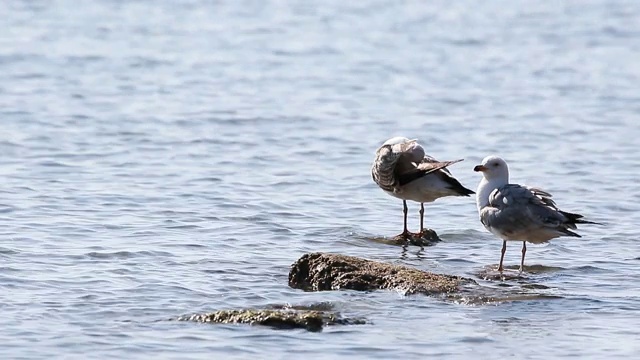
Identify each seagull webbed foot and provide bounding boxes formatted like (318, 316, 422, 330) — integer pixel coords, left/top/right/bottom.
(395, 230, 413, 239)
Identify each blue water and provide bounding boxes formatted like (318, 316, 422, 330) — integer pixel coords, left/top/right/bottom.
(1, 0, 640, 358)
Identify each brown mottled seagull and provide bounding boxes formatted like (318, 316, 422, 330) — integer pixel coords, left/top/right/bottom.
(474, 155, 598, 273)
(371, 136, 474, 239)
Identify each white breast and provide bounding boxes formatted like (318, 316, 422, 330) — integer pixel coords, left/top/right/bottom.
(476, 178, 499, 212)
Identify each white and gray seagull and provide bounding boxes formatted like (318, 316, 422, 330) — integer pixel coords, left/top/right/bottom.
(474, 155, 598, 273)
(372, 136, 474, 239)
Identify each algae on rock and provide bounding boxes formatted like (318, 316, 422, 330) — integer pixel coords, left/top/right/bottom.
(289, 252, 475, 295)
(176, 309, 366, 332)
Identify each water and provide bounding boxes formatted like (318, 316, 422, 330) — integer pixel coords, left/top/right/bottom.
(1, 0, 640, 358)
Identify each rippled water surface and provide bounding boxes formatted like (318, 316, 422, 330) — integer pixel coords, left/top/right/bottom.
(2, 0, 640, 358)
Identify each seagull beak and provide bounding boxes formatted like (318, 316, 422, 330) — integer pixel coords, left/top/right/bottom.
(473, 165, 488, 172)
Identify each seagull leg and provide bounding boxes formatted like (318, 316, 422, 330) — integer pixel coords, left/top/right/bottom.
(519, 241, 527, 274)
(498, 240, 506, 272)
(415, 203, 439, 242)
(400, 200, 411, 238)
(419, 203, 425, 234)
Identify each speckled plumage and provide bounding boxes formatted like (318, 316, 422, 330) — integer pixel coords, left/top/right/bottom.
(371, 137, 474, 238)
(371, 137, 473, 201)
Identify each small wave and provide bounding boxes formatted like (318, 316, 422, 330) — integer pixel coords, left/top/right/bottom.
(85, 250, 172, 259)
(474, 264, 565, 281)
(267, 302, 336, 312)
(0, 205, 17, 213)
(455, 335, 495, 344)
(165, 224, 202, 230)
(0, 247, 19, 256)
(162, 243, 207, 249)
(451, 293, 563, 306)
(37, 160, 77, 168)
(568, 265, 608, 273)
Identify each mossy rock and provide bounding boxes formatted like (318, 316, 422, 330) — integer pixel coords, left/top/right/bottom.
(176, 308, 366, 332)
(289, 252, 476, 295)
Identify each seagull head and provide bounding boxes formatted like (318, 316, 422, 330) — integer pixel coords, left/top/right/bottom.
(474, 155, 509, 182)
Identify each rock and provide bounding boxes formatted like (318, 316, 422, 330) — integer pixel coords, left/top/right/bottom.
(289, 252, 475, 295)
(175, 308, 366, 332)
(389, 229, 441, 246)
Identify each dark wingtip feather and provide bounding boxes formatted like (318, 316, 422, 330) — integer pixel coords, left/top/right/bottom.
(459, 187, 475, 196)
(560, 228, 582, 238)
(443, 176, 475, 197)
(574, 219, 603, 225)
(560, 211, 603, 225)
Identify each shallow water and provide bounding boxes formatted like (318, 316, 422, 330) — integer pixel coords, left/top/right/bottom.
(2, 0, 640, 358)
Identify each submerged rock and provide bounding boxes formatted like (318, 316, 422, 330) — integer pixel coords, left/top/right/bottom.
(386, 228, 441, 246)
(176, 308, 366, 332)
(289, 252, 475, 295)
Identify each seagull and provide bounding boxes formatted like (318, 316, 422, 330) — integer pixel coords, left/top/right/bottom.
(371, 136, 474, 239)
(474, 155, 598, 273)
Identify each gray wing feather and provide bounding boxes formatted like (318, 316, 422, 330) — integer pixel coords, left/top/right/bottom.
(481, 184, 572, 236)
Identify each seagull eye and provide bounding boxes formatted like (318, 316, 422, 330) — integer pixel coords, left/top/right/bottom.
(493, 163, 499, 167)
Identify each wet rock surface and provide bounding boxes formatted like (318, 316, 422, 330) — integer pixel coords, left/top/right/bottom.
(389, 229, 441, 246)
(176, 255, 563, 333)
(289, 252, 476, 295)
(176, 307, 366, 332)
